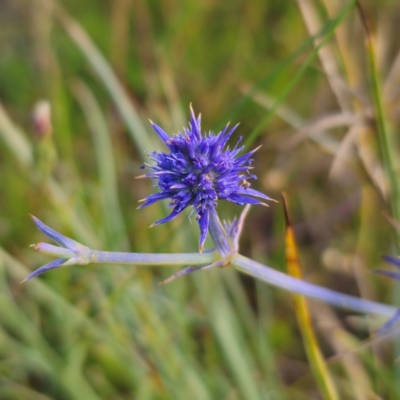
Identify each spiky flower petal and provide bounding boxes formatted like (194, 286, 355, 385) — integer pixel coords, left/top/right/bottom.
(373, 255, 400, 331)
(139, 106, 272, 250)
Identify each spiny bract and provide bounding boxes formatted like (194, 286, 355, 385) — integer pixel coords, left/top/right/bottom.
(138, 105, 272, 251)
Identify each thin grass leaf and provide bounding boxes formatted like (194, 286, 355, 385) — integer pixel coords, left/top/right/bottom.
(358, 5, 400, 391)
(61, 344, 103, 400)
(311, 303, 373, 400)
(40, 0, 153, 154)
(0, 279, 101, 400)
(210, 289, 261, 400)
(359, 3, 400, 222)
(296, 0, 352, 112)
(1, 247, 148, 377)
(0, 103, 101, 248)
(0, 104, 33, 167)
(283, 195, 339, 400)
(72, 80, 129, 250)
(244, 0, 356, 148)
(218, 6, 352, 129)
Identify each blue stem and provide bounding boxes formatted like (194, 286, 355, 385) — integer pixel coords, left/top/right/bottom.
(87, 250, 216, 266)
(233, 254, 397, 318)
(27, 216, 399, 320)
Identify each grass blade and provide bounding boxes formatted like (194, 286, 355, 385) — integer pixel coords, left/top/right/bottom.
(40, 0, 153, 154)
(283, 195, 339, 400)
(72, 80, 129, 250)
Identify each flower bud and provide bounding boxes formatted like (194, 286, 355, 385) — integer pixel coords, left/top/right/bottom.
(32, 100, 52, 139)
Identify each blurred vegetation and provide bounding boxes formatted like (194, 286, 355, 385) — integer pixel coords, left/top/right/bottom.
(2, 0, 400, 398)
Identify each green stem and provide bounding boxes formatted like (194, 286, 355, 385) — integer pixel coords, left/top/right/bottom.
(362, 4, 400, 226)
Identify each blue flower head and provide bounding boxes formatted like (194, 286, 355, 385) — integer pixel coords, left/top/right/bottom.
(138, 105, 273, 251)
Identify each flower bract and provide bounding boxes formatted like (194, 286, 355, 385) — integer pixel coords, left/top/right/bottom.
(373, 255, 400, 331)
(139, 105, 272, 251)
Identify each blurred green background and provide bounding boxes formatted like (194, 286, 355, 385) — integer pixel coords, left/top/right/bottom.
(2, 0, 400, 398)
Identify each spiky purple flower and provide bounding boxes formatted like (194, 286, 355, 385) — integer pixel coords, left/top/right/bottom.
(138, 105, 273, 251)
